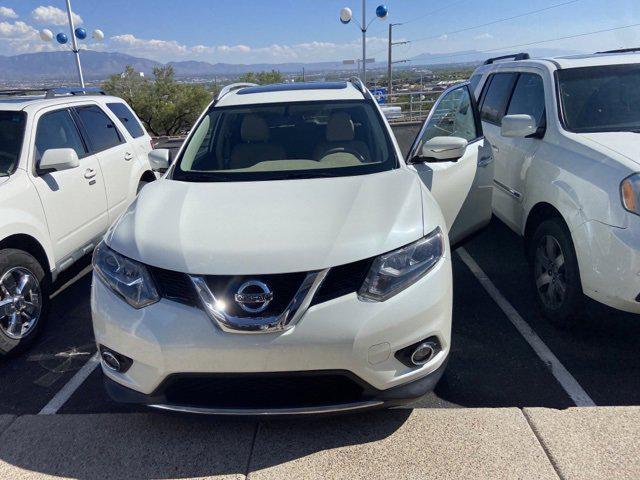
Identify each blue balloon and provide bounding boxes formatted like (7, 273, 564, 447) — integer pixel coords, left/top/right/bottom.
(74, 27, 87, 40)
(56, 32, 68, 44)
(376, 4, 388, 18)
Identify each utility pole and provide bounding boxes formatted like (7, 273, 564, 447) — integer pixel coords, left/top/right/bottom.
(302, 67, 306, 82)
(361, 0, 366, 82)
(65, 0, 84, 88)
(387, 23, 409, 98)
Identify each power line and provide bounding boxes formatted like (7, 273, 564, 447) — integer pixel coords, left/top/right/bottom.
(400, 0, 469, 26)
(409, 0, 582, 44)
(418, 22, 640, 62)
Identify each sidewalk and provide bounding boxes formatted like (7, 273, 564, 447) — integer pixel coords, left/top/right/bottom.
(0, 407, 638, 479)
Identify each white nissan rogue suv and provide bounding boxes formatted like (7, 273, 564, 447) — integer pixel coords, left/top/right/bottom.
(0, 88, 155, 356)
(91, 80, 494, 414)
(470, 50, 640, 323)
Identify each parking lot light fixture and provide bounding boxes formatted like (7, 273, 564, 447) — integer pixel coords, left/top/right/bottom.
(340, 1, 388, 83)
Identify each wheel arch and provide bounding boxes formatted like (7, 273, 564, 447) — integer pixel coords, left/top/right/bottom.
(140, 170, 156, 184)
(523, 202, 564, 243)
(0, 234, 52, 282)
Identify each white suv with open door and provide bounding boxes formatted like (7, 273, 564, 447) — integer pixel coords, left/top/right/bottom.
(0, 88, 156, 356)
(91, 80, 493, 414)
(470, 50, 640, 322)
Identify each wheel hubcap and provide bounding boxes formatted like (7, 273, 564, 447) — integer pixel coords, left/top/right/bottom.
(0, 267, 42, 340)
(534, 235, 567, 310)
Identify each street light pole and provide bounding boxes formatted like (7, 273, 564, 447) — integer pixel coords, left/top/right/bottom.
(361, 0, 366, 82)
(65, 0, 84, 88)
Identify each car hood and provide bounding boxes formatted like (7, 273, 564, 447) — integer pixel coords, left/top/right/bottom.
(582, 132, 640, 166)
(106, 169, 425, 275)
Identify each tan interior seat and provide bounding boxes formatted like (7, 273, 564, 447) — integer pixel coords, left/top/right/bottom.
(313, 112, 372, 162)
(229, 115, 286, 169)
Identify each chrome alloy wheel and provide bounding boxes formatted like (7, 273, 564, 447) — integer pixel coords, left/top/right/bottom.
(534, 235, 567, 310)
(0, 267, 42, 340)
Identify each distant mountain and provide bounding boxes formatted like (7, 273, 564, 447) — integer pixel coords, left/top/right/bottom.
(0, 51, 161, 80)
(0, 47, 586, 82)
(409, 47, 582, 66)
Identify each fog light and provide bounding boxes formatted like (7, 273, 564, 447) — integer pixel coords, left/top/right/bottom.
(99, 346, 132, 373)
(395, 336, 441, 368)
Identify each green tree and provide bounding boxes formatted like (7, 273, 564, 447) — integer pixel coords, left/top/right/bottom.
(102, 65, 212, 137)
(238, 70, 284, 85)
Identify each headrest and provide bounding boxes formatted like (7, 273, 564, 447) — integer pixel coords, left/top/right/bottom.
(326, 112, 355, 142)
(241, 114, 269, 142)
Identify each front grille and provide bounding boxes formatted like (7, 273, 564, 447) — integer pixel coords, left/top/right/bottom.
(148, 266, 199, 306)
(162, 372, 366, 409)
(312, 257, 373, 306)
(205, 272, 307, 317)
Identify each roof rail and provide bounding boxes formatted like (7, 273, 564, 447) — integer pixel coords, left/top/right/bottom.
(216, 83, 258, 101)
(595, 47, 640, 54)
(348, 76, 366, 94)
(0, 87, 106, 99)
(483, 52, 530, 65)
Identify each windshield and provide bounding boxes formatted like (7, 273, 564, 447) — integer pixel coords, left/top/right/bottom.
(557, 64, 640, 133)
(0, 111, 26, 177)
(173, 100, 397, 182)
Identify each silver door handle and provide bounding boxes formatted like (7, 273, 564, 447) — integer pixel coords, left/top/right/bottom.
(84, 168, 96, 179)
(478, 156, 493, 168)
(124, 152, 133, 161)
(492, 145, 500, 152)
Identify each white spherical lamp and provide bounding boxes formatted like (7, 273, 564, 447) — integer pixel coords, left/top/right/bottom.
(39, 29, 54, 42)
(340, 7, 352, 24)
(92, 29, 105, 42)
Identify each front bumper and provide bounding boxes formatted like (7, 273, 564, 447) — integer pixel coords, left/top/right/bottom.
(103, 359, 448, 415)
(91, 255, 452, 410)
(572, 218, 640, 314)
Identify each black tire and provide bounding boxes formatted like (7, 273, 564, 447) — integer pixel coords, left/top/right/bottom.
(0, 249, 50, 356)
(528, 218, 584, 325)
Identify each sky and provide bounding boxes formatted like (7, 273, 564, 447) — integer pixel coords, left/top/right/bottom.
(0, 0, 639, 65)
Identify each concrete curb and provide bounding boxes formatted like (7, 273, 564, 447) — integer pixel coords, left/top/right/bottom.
(524, 407, 640, 480)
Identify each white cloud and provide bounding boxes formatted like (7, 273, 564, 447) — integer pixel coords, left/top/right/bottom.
(31, 5, 82, 26)
(0, 7, 18, 18)
(474, 32, 493, 40)
(0, 20, 38, 39)
(438, 34, 449, 41)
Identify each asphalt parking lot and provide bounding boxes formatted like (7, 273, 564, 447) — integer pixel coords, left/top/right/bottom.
(1, 126, 639, 478)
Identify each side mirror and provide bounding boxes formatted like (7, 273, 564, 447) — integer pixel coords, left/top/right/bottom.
(39, 148, 79, 172)
(412, 136, 468, 163)
(501, 114, 537, 138)
(148, 149, 170, 172)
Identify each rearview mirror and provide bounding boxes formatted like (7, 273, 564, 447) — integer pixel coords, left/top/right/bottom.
(412, 136, 468, 163)
(39, 148, 79, 172)
(501, 114, 537, 138)
(148, 149, 170, 172)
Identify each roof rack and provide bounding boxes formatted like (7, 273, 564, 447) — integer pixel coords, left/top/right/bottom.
(595, 47, 640, 54)
(483, 53, 530, 65)
(216, 83, 258, 101)
(0, 87, 106, 99)
(348, 77, 372, 100)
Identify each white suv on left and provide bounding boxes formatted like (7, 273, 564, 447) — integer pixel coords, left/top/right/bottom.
(92, 80, 494, 414)
(0, 88, 156, 356)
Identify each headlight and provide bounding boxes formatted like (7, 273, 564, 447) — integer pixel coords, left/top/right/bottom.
(93, 242, 159, 309)
(359, 227, 444, 302)
(621, 173, 640, 216)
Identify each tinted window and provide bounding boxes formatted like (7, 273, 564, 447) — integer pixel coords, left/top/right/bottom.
(35, 109, 86, 162)
(107, 102, 145, 138)
(0, 111, 26, 176)
(480, 73, 517, 124)
(75, 105, 123, 152)
(507, 73, 546, 126)
(418, 86, 479, 145)
(174, 100, 397, 182)
(558, 64, 640, 133)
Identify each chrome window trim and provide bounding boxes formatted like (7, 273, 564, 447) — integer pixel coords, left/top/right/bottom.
(190, 269, 329, 334)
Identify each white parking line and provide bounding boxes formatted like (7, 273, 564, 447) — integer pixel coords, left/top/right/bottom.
(38, 352, 100, 415)
(457, 247, 596, 407)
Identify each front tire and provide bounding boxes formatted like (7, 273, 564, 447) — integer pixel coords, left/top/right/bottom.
(528, 218, 584, 325)
(0, 249, 50, 356)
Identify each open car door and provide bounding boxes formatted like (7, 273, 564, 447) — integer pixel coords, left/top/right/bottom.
(407, 82, 494, 245)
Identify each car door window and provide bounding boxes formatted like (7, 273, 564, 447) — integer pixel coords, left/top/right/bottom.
(75, 105, 124, 153)
(106, 102, 145, 138)
(416, 85, 479, 149)
(480, 73, 518, 124)
(35, 109, 87, 162)
(507, 73, 546, 126)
